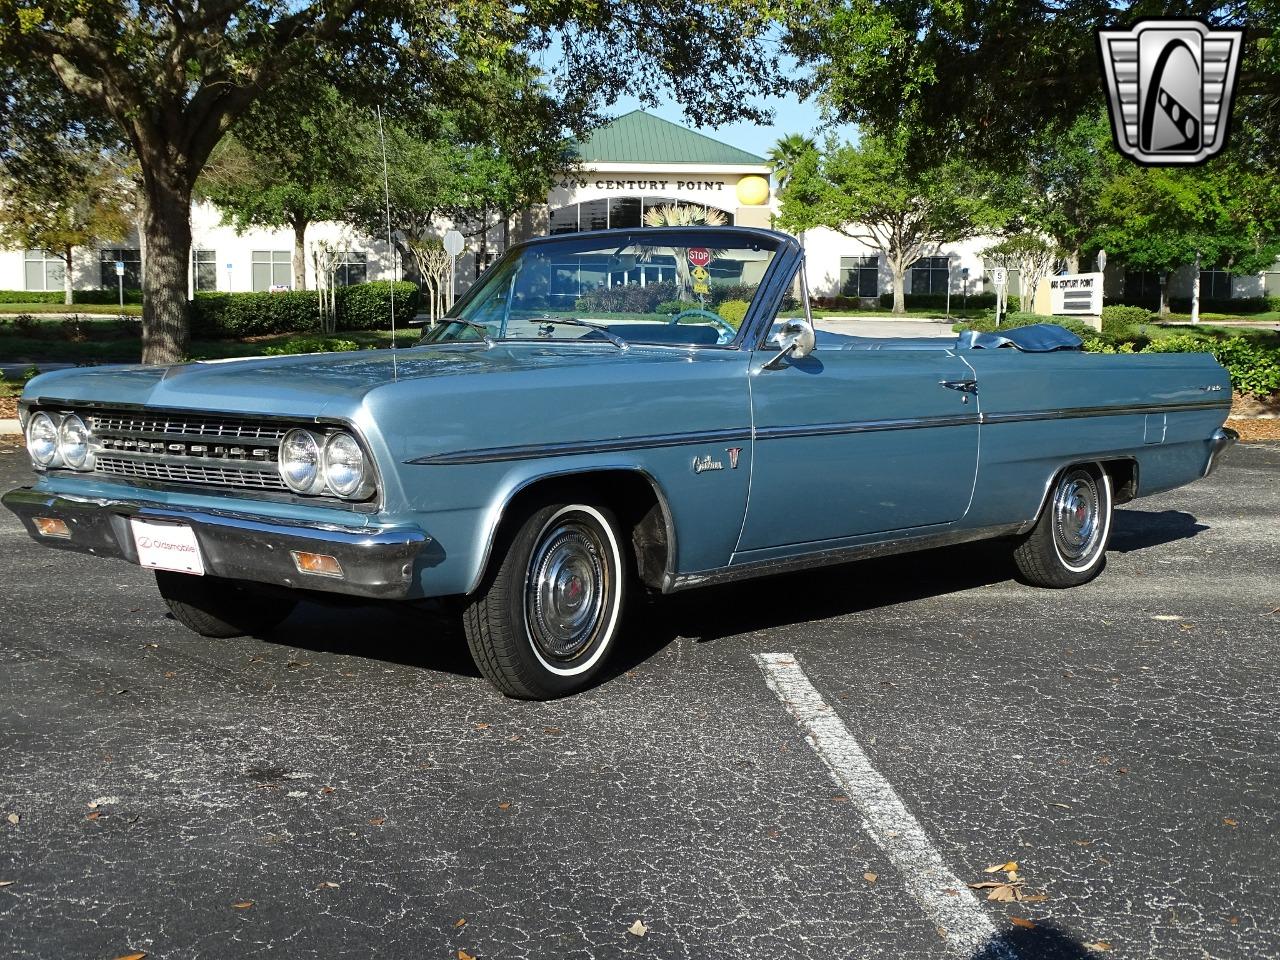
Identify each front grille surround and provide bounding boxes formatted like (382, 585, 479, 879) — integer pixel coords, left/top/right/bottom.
(28, 404, 378, 505)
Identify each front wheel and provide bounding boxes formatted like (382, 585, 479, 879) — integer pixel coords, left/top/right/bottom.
(463, 500, 627, 699)
(1012, 465, 1113, 588)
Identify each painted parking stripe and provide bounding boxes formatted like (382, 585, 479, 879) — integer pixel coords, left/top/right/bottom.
(754, 652, 1017, 959)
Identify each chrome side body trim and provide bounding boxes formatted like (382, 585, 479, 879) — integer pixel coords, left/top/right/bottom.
(1204, 427, 1238, 476)
(754, 413, 981, 440)
(664, 522, 1026, 592)
(980, 400, 1230, 424)
(409, 429, 754, 465)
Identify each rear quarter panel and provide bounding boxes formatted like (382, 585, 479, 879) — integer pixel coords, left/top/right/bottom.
(963, 350, 1231, 528)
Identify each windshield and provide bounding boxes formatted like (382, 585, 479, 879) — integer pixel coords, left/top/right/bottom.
(421, 229, 782, 349)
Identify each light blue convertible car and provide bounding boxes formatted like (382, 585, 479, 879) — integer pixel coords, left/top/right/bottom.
(5, 227, 1236, 698)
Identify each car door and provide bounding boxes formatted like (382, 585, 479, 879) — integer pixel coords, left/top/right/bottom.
(735, 337, 981, 556)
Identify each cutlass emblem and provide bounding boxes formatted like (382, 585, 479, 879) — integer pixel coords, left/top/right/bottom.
(692, 455, 724, 474)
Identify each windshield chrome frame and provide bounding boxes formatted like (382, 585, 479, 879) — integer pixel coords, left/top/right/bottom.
(427, 226, 804, 353)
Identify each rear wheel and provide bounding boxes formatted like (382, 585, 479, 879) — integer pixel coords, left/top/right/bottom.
(463, 500, 627, 699)
(1013, 465, 1113, 588)
(156, 571, 297, 638)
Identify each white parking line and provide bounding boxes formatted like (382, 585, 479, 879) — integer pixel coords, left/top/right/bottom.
(754, 652, 1017, 959)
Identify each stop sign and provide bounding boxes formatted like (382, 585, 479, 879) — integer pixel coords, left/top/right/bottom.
(687, 247, 711, 268)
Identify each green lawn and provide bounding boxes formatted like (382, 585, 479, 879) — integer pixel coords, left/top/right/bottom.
(0, 302, 144, 316)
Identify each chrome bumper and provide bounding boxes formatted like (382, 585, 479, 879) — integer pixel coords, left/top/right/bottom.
(2, 487, 430, 600)
(1204, 427, 1239, 477)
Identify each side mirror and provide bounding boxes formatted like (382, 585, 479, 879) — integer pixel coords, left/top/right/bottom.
(764, 318, 817, 369)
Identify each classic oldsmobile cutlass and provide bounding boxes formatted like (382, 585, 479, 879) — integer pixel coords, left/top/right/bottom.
(5, 227, 1236, 698)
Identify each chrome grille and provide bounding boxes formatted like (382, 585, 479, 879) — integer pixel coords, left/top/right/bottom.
(80, 408, 290, 493)
(95, 456, 288, 490)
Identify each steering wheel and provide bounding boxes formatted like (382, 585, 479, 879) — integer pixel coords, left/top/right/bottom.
(669, 308, 737, 340)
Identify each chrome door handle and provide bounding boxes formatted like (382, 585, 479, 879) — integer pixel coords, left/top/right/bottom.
(939, 379, 978, 394)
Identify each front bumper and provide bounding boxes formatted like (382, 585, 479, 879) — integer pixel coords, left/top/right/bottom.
(1204, 426, 1239, 477)
(2, 487, 430, 600)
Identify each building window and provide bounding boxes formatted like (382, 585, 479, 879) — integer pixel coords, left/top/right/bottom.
(910, 257, 950, 295)
(1123, 269, 1161, 301)
(194, 249, 218, 291)
(99, 248, 142, 289)
(252, 250, 292, 291)
(545, 198, 734, 236)
(334, 252, 368, 287)
(24, 250, 66, 291)
(840, 255, 879, 298)
(1199, 269, 1232, 299)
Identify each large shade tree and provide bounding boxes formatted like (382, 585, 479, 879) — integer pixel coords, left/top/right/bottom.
(0, 0, 793, 364)
(778, 133, 1007, 313)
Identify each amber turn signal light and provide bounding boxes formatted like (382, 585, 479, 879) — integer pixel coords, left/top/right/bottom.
(290, 550, 343, 578)
(34, 517, 71, 539)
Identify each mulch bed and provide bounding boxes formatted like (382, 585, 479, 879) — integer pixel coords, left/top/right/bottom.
(1227, 418, 1280, 443)
(0, 397, 18, 419)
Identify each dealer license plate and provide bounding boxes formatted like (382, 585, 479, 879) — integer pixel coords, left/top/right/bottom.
(129, 519, 205, 576)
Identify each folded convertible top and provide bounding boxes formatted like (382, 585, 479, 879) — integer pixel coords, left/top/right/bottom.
(956, 323, 1084, 352)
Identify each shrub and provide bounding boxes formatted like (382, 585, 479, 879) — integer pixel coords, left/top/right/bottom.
(707, 282, 760, 307)
(656, 300, 702, 315)
(12, 314, 39, 335)
(261, 337, 362, 356)
(73, 288, 145, 305)
(1168, 296, 1270, 315)
(0, 290, 63, 304)
(190, 290, 318, 338)
(576, 281, 677, 314)
(60, 315, 90, 342)
(878, 292, 1018, 312)
(1101, 305, 1155, 333)
(811, 295, 862, 311)
(716, 300, 751, 329)
(336, 281, 419, 331)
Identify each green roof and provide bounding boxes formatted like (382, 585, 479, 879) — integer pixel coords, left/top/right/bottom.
(575, 111, 768, 166)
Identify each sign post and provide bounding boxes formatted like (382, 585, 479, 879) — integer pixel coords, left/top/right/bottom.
(115, 260, 125, 314)
(226, 261, 233, 292)
(443, 229, 465, 311)
(961, 267, 969, 309)
(991, 266, 1008, 327)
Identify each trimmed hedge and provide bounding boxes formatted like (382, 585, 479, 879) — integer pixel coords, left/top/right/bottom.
(716, 300, 750, 329)
(877, 292, 1020, 312)
(190, 281, 419, 338)
(1145, 334, 1280, 398)
(0, 289, 144, 305)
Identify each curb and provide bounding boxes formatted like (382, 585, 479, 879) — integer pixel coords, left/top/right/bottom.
(0, 420, 20, 435)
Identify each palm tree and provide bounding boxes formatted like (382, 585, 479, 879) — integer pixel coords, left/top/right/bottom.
(768, 133, 817, 191)
(640, 203, 727, 298)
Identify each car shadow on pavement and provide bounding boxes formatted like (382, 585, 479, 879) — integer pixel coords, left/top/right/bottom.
(1108, 508, 1206, 552)
(972, 923, 1106, 959)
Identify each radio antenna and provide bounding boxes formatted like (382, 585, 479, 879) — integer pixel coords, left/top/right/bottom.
(375, 104, 398, 377)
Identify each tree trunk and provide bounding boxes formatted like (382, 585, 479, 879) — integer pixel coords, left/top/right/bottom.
(1191, 251, 1201, 325)
(62, 246, 73, 306)
(891, 263, 906, 315)
(292, 219, 308, 291)
(1158, 274, 1171, 316)
(140, 174, 194, 365)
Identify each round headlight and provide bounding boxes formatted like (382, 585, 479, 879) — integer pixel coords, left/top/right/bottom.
(26, 412, 60, 467)
(323, 432, 368, 498)
(278, 429, 323, 494)
(57, 414, 93, 469)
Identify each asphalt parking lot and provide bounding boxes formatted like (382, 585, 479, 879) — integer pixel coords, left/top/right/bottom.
(1, 441, 1277, 960)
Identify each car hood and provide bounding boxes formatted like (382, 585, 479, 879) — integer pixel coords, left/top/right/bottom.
(22, 343, 660, 418)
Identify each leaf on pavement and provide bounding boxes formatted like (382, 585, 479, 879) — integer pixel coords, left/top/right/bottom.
(473, 723, 490, 730)
(368, 818, 386, 826)
(1022, 894, 1049, 903)
(1085, 941, 1112, 952)
(1223, 817, 1239, 827)
(86, 812, 102, 821)
(454, 918, 467, 928)
(1010, 917, 1036, 929)
(627, 920, 648, 937)
(317, 882, 339, 889)
(0, 881, 14, 887)
(967, 881, 1007, 889)
(497, 802, 511, 811)
(863, 872, 878, 883)
(457, 951, 476, 960)
(987, 885, 1018, 902)
(985, 861, 1018, 873)
(232, 901, 254, 909)
(6, 813, 18, 825)
(112, 953, 147, 960)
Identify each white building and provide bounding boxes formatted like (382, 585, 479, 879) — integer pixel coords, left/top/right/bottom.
(3, 109, 1278, 308)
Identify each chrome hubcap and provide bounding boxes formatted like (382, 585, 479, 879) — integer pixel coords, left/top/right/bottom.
(526, 520, 609, 662)
(1053, 471, 1102, 564)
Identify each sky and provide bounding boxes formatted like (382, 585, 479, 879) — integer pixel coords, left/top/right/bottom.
(606, 92, 846, 161)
